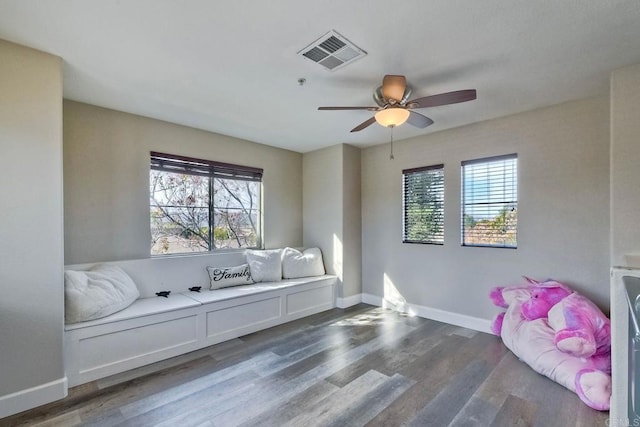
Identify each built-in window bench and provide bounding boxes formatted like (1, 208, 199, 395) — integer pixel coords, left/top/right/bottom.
(64, 254, 337, 387)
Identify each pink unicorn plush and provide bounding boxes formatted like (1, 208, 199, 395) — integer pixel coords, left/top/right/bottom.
(489, 278, 611, 411)
(490, 278, 572, 334)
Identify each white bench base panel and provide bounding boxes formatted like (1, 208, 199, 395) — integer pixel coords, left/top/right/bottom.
(65, 276, 336, 387)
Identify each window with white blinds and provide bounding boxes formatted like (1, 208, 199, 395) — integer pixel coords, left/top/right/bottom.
(461, 154, 517, 248)
(403, 164, 445, 245)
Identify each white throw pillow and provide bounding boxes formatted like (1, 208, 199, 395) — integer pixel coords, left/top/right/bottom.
(64, 264, 140, 324)
(246, 249, 282, 282)
(282, 247, 326, 279)
(207, 264, 254, 289)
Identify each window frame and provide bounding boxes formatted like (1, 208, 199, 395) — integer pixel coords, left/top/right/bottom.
(149, 151, 263, 255)
(402, 164, 445, 245)
(460, 153, 517, 249)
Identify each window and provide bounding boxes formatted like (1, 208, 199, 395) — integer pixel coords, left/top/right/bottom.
(149, 152, 262, 255)
(461, 154, 517, 248)
(403, 164, 445, 244)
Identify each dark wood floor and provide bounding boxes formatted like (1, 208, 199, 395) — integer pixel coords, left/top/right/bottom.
(2, 304, 609, 427)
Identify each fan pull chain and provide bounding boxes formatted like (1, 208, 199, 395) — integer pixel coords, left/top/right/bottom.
(389, 125, 395, 160)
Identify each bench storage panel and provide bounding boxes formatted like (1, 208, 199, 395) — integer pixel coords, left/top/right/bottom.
(193, 276, 338, 347)
(64, 254, 337, 387)
(204, 296, 282, 341)
(73, 313, 200, 378)
(65, 299, 205, 386)
(286, 283, 334, 317)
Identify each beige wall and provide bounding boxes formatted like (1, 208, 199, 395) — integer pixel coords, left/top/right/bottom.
(362, 97, 610, 320)
(610, 63, 640, 267)
(342, 144, 362, 298)
(303, 144, 362, 298)
(303, 145, 343, 283)
(63, 101, 303, 264)
(0, 39, 65, 415)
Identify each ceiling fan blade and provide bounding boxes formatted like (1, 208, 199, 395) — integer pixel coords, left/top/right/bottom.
(318, 106, 378, 111)
(382, 75, 406, 102)
(406, 111, 434, 128)
(407, 89, 477, 109)
(350, 116, 377, 132)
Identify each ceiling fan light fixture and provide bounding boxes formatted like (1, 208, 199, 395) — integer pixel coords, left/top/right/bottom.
(317, 75, 476, 133)
(375, 108, 410, 127)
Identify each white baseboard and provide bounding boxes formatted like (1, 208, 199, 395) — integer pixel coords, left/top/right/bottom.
(361, 293, 382, 306)
(0, 377, 67, 419)
(361, 293, 492, 334)
(335, 294, 362, 308)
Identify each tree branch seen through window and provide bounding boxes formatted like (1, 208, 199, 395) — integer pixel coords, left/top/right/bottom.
(149, 153, 262, 255)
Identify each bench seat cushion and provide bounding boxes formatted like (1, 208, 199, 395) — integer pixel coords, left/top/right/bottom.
(64, 276, 337, 331)
(64, 293, 200, 331)
(181, 275, 337, 304)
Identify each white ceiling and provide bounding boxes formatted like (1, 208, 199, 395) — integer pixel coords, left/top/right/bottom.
(1, 0, 639, 153)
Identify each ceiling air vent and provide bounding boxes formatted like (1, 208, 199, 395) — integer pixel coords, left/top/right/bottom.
(298, 30, 367, 71)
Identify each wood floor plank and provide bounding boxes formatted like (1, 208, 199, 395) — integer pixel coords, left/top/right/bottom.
(365, 338, 469, 427)
(367, 332, 504, 426)
(238, 380, 341, 427)
(261, 337, 365, 383)
(325, 373, 416, 427)
(281, 370, 391, 427)
(29, 410, 82, 427)
(118, 369, 258, 427)
(254, 328, 376, 378)
(472, 349, 535, 408)
(449, 326, 479, 338)
(118, 354, 271, 419)
(80, 354, 238, 420)
(575, 403, 610, 427)
(205, 324, 421, 426)
(529, 370, 594, 427)
(96, 345, 223, 389)
(325, 320, 447, 388)
(235, 304, 374, 352)
(305, 304, 378, 326)
(449, 396, 501, 427)
(490, 394, 538, 427)
(249, 313, 388, 384)
(266, 319, 373, 357)
(78, 407, 127, 427)
(210, 306, 380, 363)
(407, 358, 495, 427)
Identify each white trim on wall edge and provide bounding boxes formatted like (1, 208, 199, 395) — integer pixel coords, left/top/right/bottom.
(0, 377, 67, 419)
(361, 293, 493, 334)
(336, 294, 362, 308)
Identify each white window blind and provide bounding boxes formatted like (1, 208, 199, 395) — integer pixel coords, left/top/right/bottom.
(403, 164, 445, 245)
(461, 154, 517, 248)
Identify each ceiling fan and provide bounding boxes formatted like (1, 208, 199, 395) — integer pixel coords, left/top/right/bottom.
(318, 75, 477, 132)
